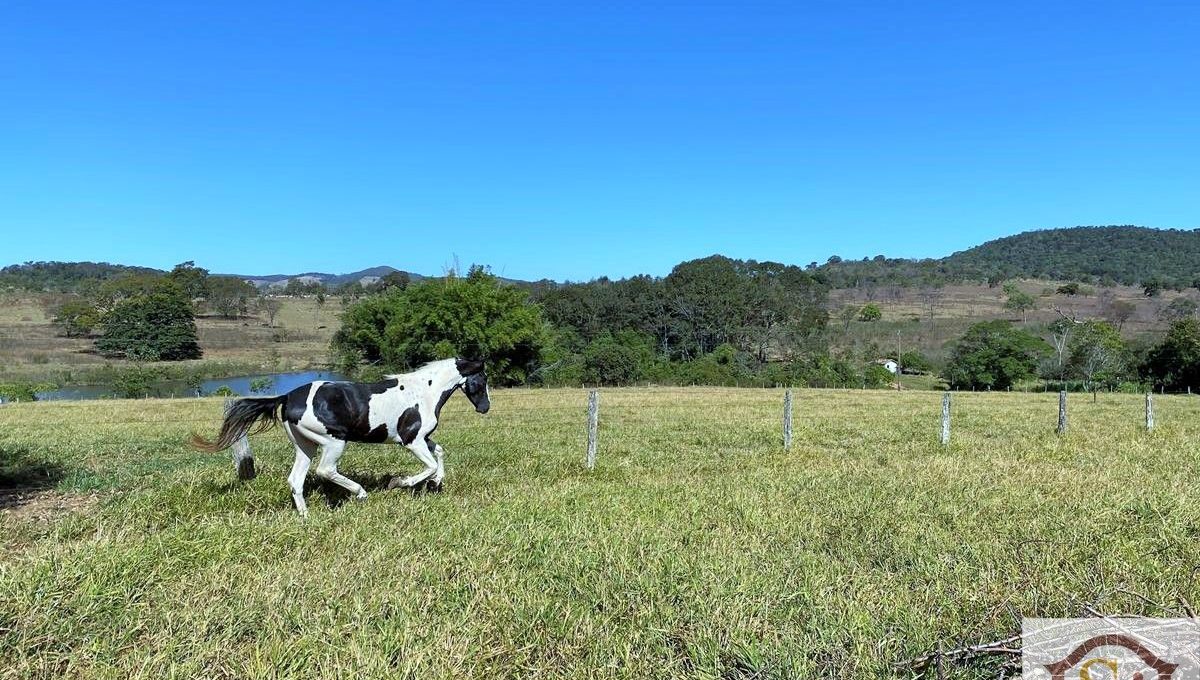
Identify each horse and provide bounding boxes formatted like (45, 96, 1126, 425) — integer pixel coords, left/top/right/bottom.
(192, 358, 490, 515)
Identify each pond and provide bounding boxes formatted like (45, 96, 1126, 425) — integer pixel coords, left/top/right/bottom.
(36, 370, 348, 401)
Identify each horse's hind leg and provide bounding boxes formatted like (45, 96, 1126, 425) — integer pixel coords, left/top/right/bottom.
(283, 423, 315, 516)
(300, 427, 368, 501)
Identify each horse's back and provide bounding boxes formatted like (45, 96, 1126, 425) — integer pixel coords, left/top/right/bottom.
(282, 379, 394, 443)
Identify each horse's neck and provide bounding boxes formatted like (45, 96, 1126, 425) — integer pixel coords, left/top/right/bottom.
(390, 363, 460, 411)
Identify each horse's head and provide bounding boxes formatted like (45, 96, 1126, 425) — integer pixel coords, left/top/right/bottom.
(456, 358, 490, 414)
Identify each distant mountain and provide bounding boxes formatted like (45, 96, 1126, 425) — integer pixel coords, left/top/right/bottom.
(228, 266, 427, 289)
(5, 225, 1198, 294)
(817, 225, 1200, 289)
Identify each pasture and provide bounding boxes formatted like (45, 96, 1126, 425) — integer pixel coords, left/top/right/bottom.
(0, 293, 342, 383)
(3, 388, 1200, 678)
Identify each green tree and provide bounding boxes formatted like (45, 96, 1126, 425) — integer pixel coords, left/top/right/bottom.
(582, 332, 656, 385)
(167, 261, 210, 299)
(1067, 320, 1127, 391)
(51, 299, 100, 337)
(92, 273, 172, 312)
(332, 267, 544, 385)
(1056, 282, 1081, 297)
(96, 293, 202, 361)
(376, 271, 411, 292)
(206, 276, 257, 318)
(858, 303, 882, 322)
(1002, 284, 1036, 322)
(898, 350, 933, 374)
(944, 321, 1050, 390)
(1142, 318, 1200, 391)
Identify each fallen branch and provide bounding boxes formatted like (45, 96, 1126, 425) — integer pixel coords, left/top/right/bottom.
(897, 633, 1023, 671)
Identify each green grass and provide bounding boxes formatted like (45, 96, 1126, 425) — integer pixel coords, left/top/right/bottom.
(3, 388, 1200, 678)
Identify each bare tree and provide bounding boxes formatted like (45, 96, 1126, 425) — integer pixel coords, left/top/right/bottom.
(1101, 298, 1136, 331)
(918, 286, 944, 321)
(257, 296, 283, 326)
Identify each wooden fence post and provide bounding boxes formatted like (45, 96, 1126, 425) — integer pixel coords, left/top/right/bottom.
(1057, 390, 1067, 434)
(783, 390, 793, 450)
(1146, 393, 1154, 431)
(586, 389, 599, 469)
(940, 392, 951, 445)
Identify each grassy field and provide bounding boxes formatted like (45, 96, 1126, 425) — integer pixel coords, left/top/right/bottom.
(3, 388, 1200, 678)
(0, 293, 342, 383)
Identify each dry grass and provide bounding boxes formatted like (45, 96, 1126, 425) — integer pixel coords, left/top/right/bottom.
(3, 388, 1200, 678)
(829, 280, 1186, 363)
(0, 294, 343, 381)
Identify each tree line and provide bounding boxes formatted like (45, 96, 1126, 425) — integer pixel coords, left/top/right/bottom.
(23, 248, 1200, 394)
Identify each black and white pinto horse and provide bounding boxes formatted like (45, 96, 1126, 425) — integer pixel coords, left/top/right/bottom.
(193, 358, 489, 515)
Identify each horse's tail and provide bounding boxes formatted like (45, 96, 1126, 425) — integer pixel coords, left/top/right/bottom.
(190, 395, 286, 458)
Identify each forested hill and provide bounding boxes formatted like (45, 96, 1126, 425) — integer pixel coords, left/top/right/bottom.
(0, 262, 161, 292)
(6, 225, 1199, 293)
(817, 226, 1200, 289)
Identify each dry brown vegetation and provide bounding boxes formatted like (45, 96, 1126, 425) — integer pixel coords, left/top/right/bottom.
(0, 293, 343, 381)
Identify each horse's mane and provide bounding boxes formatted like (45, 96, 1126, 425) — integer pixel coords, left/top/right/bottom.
(384, 358, 455, 380)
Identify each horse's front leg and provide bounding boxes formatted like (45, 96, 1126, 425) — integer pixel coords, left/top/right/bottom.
(424, 437, 445, 492)
(395, 437, 438, 491)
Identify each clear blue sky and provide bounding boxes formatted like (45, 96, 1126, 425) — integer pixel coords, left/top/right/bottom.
(2, 1, 1197, 281)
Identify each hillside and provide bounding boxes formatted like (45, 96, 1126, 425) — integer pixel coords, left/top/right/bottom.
(818, 225, 1200, 289)
(228, 265, 422, 289)
(0, 262, 425, 293)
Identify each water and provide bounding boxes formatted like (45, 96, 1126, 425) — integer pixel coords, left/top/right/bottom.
(36, 370, 348, 401)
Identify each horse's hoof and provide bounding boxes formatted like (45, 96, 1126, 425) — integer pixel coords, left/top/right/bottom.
(385, 476, 405, 491)
(424, 479, 444, 493)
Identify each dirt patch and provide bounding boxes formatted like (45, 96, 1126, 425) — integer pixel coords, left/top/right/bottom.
(0, 488, 98, 523)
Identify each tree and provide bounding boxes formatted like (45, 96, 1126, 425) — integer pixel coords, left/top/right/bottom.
(582, 332, 656, 385)
(1160, 296, 1198, 323)
(943, 321, 1050, 390)
(1056, 282, 1081, 297)
(858, 303, 882, 322)
(376, 271, 411, 292)
(1067, 320, 1127, 391)
(332, 267, 545, 385)
(899, 350, 933, 374)
(918, 286, 944, 321)
(96, 292, 202, 361)
(51, 299, 100, 337)
(167, 261, 210, 299)
(838, 305, 860, 333)
(256, 296, 283, 326)
(315, 291, 326, 325)
(1144, 279, 1163, 298)
(1002, 284, 1036, 323)
(1102, 298, 1136, 331)
(92, 273, 173, 312)
(1142, 318, 1200, 391)
(206, 276, 257, 318)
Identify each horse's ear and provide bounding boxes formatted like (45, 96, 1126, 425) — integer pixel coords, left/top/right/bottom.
(456, 358, 484, 375)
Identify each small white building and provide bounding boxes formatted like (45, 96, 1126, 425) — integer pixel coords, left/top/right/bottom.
(875, 359, 899, 374)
